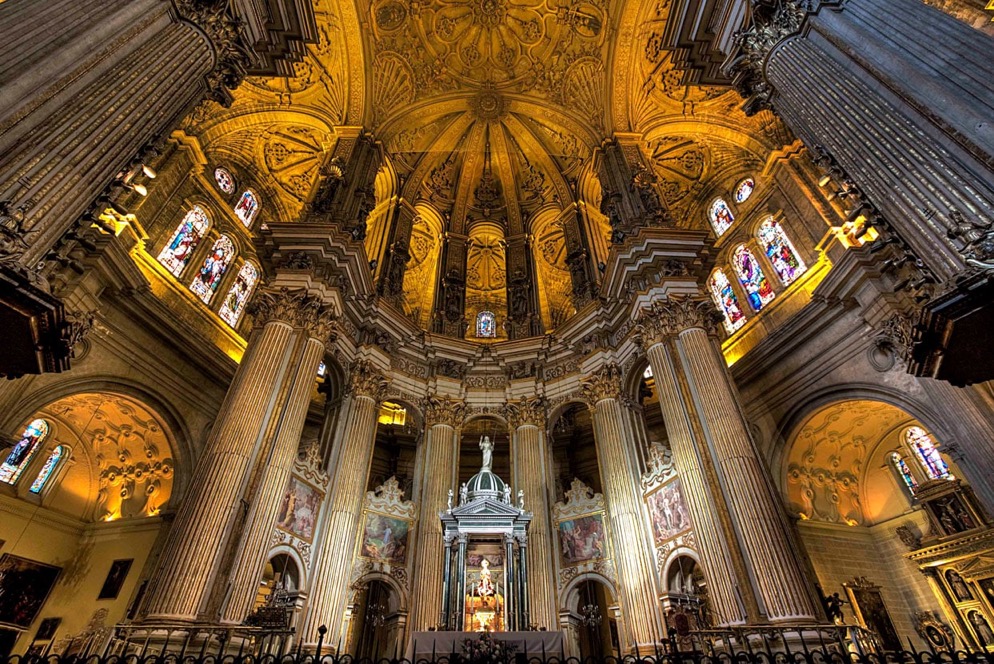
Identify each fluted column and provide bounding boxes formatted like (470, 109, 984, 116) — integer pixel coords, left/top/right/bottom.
(639, 296, 817, 623)
(409, 397, 464, 631)
(220, 329, 329, 623)
(504, 398, 557, 630)
(731, 0, 994, 285)
(641, 337, 749, 625)
(581, 367, 663, 649)
(0, 0, 251, 268)
(142, 288, 333, 622)
(300, 360, 387, 647)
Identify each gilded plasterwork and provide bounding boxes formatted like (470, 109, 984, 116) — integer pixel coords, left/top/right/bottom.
(402, 210, 443, 327)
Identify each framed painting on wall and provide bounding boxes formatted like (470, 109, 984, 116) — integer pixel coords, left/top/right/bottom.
(557, 513, 607, 565)
(276, 476, 322, 541)
(646, 479, 692, 544)
(0, 555, 61, 629)
(97, 559, 133, 600)
(359, 512, 410, 565)
(34, 617, 61, 641)
(844, 577, 902, 652)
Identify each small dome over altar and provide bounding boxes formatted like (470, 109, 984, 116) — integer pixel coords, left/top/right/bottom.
(466, 467, 506, 501)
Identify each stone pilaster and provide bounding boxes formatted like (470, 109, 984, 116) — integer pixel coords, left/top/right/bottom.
(301, 359, 387, 647)
(409, 397, 464, 631)
(581, 366, 664, 648)
(639, 295, 817, 623)
(503, 398, 557, 630)
(142, 287, 333, 622)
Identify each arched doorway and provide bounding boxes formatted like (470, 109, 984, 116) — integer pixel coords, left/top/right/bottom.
(661, 554, 710, 650)
(350, 578, 404, 660)
(561, 576, 619, 660)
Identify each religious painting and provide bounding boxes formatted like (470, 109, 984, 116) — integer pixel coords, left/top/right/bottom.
(97, 559, 133, 600)
(844, 578, 901, 652)
(558, 513, 607, 565)
(35, 617, 61, 641)
(926, 494, 978, 536)
(360, 512, 410, 565)
(646, 480, 691, 544)
(0, 555, 61, 628)
(276, 476, 322, 541)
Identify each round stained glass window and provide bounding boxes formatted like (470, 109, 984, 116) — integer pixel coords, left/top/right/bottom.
(214, 167, 235, 195)
(734, 177, 755, 204)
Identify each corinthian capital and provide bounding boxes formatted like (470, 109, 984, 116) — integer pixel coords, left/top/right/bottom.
(580, 364, 624, 406)
(347, 359, 389, 400)
(175, 0, 252, 107)
(502, 398, 547, 430)
(424, 397, 466, 429)
(248, 287, 337, 341)
(636, 295, 724, 348)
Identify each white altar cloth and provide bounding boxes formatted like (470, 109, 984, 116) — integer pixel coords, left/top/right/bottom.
(407, 631, 564, 660)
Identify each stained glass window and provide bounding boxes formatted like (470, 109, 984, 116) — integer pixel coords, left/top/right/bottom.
(317, 361, 327, 377)
(476, 311, 497, 338)
(733, 245, 776, 312)
(758, 218, 807, 286)
(905, 426, 950, 480)
(890, 452, 918, 495)
(190, 235, 235, 304)
(234, 190, 259, 227)
(708, 269, 747, 334)
(218, 262, 259, 327)
(0, 419, 50, 485)
(643, 365, 653, 379)
(29, 445, 64, 494)
(708, 198, 735, 236)
(214, 167, 235, 195)
(734, 178, 755, 204)
(157, 207, 209, 277)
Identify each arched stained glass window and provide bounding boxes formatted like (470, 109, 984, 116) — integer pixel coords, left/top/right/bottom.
(29, 445, 65, 494)
(476, 311, 497, 338)
(905, 426, 950, 480)
(758, 218, 807, 286)
(214, 167, 235, 195)
(890, 452, 918, 495)
(190, 235, 235, 304)
(708, 269, 747, 334)
(0, 419, 50, 485)
(734, 178, 755, 204)
(733, 245, 776, 312)
(234, 190, 259, 227)
(157, 207, 209, 277)
(218, 262, 259, 327)
(708, 198, 735, 236)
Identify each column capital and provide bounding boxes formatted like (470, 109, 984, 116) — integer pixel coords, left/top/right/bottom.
(248, 287, 338, 342)
(424, 396, 466, 429)
(580, 364, 624, 406)
(346, 358, 389, 400)
(174, 0, 253, 107)
(502, 398, 547, 430)
(636, 295, 724, 348)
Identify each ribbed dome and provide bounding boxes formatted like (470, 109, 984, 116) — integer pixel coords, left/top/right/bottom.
(466, 468, 506, 501)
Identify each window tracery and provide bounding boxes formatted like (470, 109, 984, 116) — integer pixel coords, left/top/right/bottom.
(214, 167, 235, 195)
(733, 245, 775, 312)
(905, 426, 950, 480)
(234, 190, 260, 227)
(476, 311, 497, 338)
(190, 235, 235, 304)
(0, 419, 50, 485)
(708, 269, 746, 334)
(757, 217, 807, 286)
(157, 206, 210, 277)
(29, 445, 65, 494)
(218, 262, 259, 327)
(708, 198, 735, 236)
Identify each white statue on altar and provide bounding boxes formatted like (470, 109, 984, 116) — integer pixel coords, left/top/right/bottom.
(477, 558, 495, 597)
(480, 435, 493, 471)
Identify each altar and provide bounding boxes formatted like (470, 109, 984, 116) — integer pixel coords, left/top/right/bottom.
(407, 631, 564, 660)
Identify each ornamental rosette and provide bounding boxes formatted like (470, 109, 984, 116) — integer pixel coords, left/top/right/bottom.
(424, 396, 466, 428)
(347, 359, 389, 400)
(501, 398, 546, 430)
(635, 295, 724, 348)
(580, 364, 624, 406)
